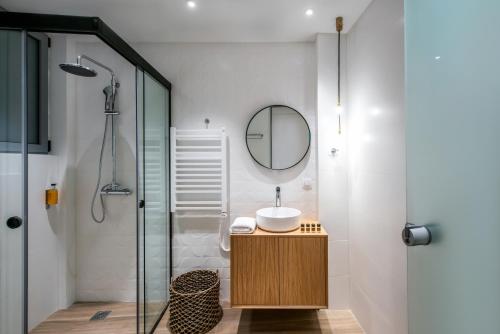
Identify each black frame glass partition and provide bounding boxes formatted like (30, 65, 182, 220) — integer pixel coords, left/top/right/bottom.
(137, 70, 171, 334)
(0, 28, 28, 334)
(0, 11, 172, 334)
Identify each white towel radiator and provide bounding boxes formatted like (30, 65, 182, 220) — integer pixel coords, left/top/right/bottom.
(170, 128, 228, 217)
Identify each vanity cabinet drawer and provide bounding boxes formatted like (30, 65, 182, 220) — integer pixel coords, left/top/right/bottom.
(230, 228, 328, 309)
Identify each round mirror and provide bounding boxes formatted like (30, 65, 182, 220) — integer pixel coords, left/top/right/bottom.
(246, 105, 311, 170)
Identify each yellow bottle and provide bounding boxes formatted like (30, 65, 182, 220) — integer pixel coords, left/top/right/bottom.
(46, 183, 58, 207)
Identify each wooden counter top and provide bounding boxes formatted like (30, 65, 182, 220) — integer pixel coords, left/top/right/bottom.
(231, 226, 327, 237)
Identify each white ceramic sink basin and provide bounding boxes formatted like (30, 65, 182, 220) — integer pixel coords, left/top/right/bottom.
(256, 207, 302, 232)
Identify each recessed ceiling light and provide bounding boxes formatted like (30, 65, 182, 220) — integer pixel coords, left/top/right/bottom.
(305, 9, 314, 16)
(187, 1, 196, 9)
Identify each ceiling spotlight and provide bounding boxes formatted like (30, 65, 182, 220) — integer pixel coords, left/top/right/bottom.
(305, 9, 314, 16)
(187, 1, 196, 9)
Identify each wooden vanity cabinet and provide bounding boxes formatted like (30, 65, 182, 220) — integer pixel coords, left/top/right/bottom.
(230, 236, 280, 306)
(230, 227, 328, 309)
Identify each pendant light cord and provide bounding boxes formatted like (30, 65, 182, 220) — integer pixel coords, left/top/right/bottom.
(336, 17, 344, 134)
(338, 30, 341, 106)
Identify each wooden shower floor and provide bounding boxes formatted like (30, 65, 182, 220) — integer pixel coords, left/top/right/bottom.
(30, 302, 365, 334)
(29, 302, 138, 334)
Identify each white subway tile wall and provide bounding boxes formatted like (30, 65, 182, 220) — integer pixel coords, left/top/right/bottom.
(347, 0, 407, 332)
(316, 34, 351, 309)
(74, 41, 138, 302)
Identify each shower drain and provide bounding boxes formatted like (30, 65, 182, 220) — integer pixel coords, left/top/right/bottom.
(90, 310, 112, 321)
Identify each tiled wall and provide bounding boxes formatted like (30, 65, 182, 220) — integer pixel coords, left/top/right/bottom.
(135, 42, 317, 302)
(26, 35, 78, 330)
(73, 40, 137, 302)
(316, 34, 351, 309)
(347, 0, 407, 332)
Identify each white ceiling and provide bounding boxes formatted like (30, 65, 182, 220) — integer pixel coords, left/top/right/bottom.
(0, 0, 372, 43)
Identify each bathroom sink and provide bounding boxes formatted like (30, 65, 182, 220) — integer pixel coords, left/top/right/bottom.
(256, 207, 302, 232)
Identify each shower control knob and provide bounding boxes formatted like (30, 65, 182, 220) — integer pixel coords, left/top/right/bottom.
(6, 216, 23, 229)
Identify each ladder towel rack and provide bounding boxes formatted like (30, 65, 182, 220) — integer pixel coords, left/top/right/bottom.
(171, 128, 228, 217)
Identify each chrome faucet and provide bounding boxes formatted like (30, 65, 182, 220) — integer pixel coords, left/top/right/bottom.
(275, 186, 281, 207)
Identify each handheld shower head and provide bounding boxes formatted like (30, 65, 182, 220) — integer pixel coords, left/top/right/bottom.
(103, 84, 119, 114)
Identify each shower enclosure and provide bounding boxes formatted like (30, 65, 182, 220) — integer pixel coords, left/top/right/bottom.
(0, 12, 171, 334)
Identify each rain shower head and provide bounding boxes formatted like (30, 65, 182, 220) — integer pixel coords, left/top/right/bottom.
(59, 54, 119, 114)
(59, 54, 115, 78)
(59, 63, 97, 77)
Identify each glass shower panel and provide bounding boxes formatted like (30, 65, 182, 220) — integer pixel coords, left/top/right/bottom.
(0, 29, 26, 334)
(137, 68, 145, 334)
(406, 1, 500, 333)
(138, 70, 170, 333)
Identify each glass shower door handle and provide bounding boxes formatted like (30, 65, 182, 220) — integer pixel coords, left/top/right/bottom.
(402, 223, 432, 246)
(6, 216, 23, 229)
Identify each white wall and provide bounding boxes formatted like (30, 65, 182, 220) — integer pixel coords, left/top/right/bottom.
(346, 0, 407, 333)
(135, 42, 317, 301)
(27, 34, 78, 330)
(73, 40, 137, 302)
(316, 34, 351, 309)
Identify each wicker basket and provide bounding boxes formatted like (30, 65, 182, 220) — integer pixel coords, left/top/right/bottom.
(168, 270, 223, 334)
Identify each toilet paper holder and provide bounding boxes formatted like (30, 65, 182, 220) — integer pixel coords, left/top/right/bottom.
(402, 223, 432, 246)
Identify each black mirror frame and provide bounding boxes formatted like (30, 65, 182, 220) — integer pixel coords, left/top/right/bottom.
(245, 104, 311, 171)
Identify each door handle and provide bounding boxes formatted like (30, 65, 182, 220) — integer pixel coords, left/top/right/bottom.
(402, 223, 432, 246)
(6, 216, 23, 229)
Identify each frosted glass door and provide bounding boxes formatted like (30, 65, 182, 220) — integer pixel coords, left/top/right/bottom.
(406, 1, 500, 333)
(0, 29, 26, 334)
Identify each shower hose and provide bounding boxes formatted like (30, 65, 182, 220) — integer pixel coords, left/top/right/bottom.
(91, 115, 109, 223)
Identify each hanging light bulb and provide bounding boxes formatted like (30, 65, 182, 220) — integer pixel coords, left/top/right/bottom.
(336, 17, 344, 135)
(336, 104, 343, 115)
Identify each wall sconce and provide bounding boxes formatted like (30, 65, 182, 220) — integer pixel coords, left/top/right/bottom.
(336, 16, 344, 135)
